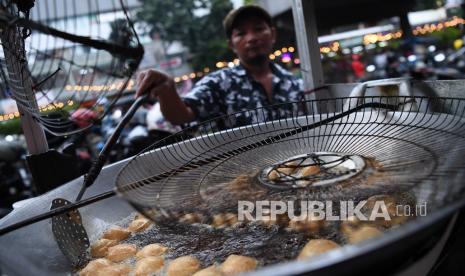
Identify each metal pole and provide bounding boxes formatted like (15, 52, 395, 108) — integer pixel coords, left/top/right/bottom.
(291, 0, 324, 90)
(1, 16, 49, 154)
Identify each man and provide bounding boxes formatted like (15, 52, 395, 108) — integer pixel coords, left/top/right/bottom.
(136, 5, 303, 129)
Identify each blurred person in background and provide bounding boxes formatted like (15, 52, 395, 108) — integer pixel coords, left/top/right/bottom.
(351, 54, 365, 81)
(374, 48, 388, 79)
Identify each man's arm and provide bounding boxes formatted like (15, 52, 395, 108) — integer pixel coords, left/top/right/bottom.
(135, 69, 196, 125)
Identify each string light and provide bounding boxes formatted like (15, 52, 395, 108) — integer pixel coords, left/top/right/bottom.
(330, 42, 340, 52)
(366, 17, 464, 44)
(282, 56, 291, 63)
(0, 100, 78, 122)
(320, 46, 331, 53)
(412, 17, 464, 35)
(64, 80, 134, 92)
(60, 16, 465, 88)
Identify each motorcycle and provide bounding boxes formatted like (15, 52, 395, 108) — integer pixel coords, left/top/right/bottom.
(0, 138, 32, 218)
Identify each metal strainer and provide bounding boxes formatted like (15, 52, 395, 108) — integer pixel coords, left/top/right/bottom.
(115, 95, 465, 225)
(50, 198, 90, 268)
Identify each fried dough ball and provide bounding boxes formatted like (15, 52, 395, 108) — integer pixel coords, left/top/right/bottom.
(267, 170, 280, 181)
(224, 173, 267, 201)
(364, 195, 397, 216)
(224, 213, 238, 225)
(297, 239, 340, 260)
(134, 256, 164, 276)
(284, 161, 299, 168)
(212, 213, 238, 227)
(180, 213, 203, 224)
(135, 213, 149, 220)
(220, 255, 258, 275)
(166, 255, 201, 276)
(300, 165, 320, 177)
(288, 214, 325, 234)
(268, 161, 298, 181)
(212, 214, 226, 227)
(346, 225, 383, 244)
(128, 217, 152, 233)
(90, 239, 118, 258)
(101, 226, 131, 242)
(340, 215, 361, 236)
(80, 258, 113, 276)
(270, 161, 300, 180)
(193, 265, 223, 276)
(136, 243, 168, 259)
(226, 175, 252, 192)
(363, 195, 410, 228)
(96, 264, 131, 276)
(106, 244, 137, 262)
(281, 214, 292, 223)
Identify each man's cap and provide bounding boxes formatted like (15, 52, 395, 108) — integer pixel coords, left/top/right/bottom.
(223, 5, 272, 38)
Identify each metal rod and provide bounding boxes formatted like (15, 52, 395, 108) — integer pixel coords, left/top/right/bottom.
(291, 0, 324, 91)
(0, 10, 144, 61)
(0, 190, 116, 236)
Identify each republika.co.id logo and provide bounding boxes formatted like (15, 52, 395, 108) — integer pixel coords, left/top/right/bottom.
(237, 200, 427, 222)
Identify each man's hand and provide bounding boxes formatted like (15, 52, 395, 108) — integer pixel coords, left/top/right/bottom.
(135, 69, 176, 99)
(135, 69, 196, 125)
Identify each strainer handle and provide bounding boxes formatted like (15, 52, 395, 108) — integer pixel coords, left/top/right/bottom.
(343, 78, 418, 112)
(75, 94, 149, 201)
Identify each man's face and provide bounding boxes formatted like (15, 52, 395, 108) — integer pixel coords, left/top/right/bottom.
(228, 16, 276, 64)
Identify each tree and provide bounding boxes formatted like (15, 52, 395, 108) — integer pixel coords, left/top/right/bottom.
(413, 0, 445, 11)
(108, 18, 137, 73)
(244, 0, 257, 5)
(137, 0, 235, 71)
(109, 18, 134, 47)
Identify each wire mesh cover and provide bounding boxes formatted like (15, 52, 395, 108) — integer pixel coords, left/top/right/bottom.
(115, 96, 465, 223)
(0, 0, 143, 135)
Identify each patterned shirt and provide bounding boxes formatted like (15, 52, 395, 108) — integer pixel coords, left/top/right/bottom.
(183, 63, 303, 129)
